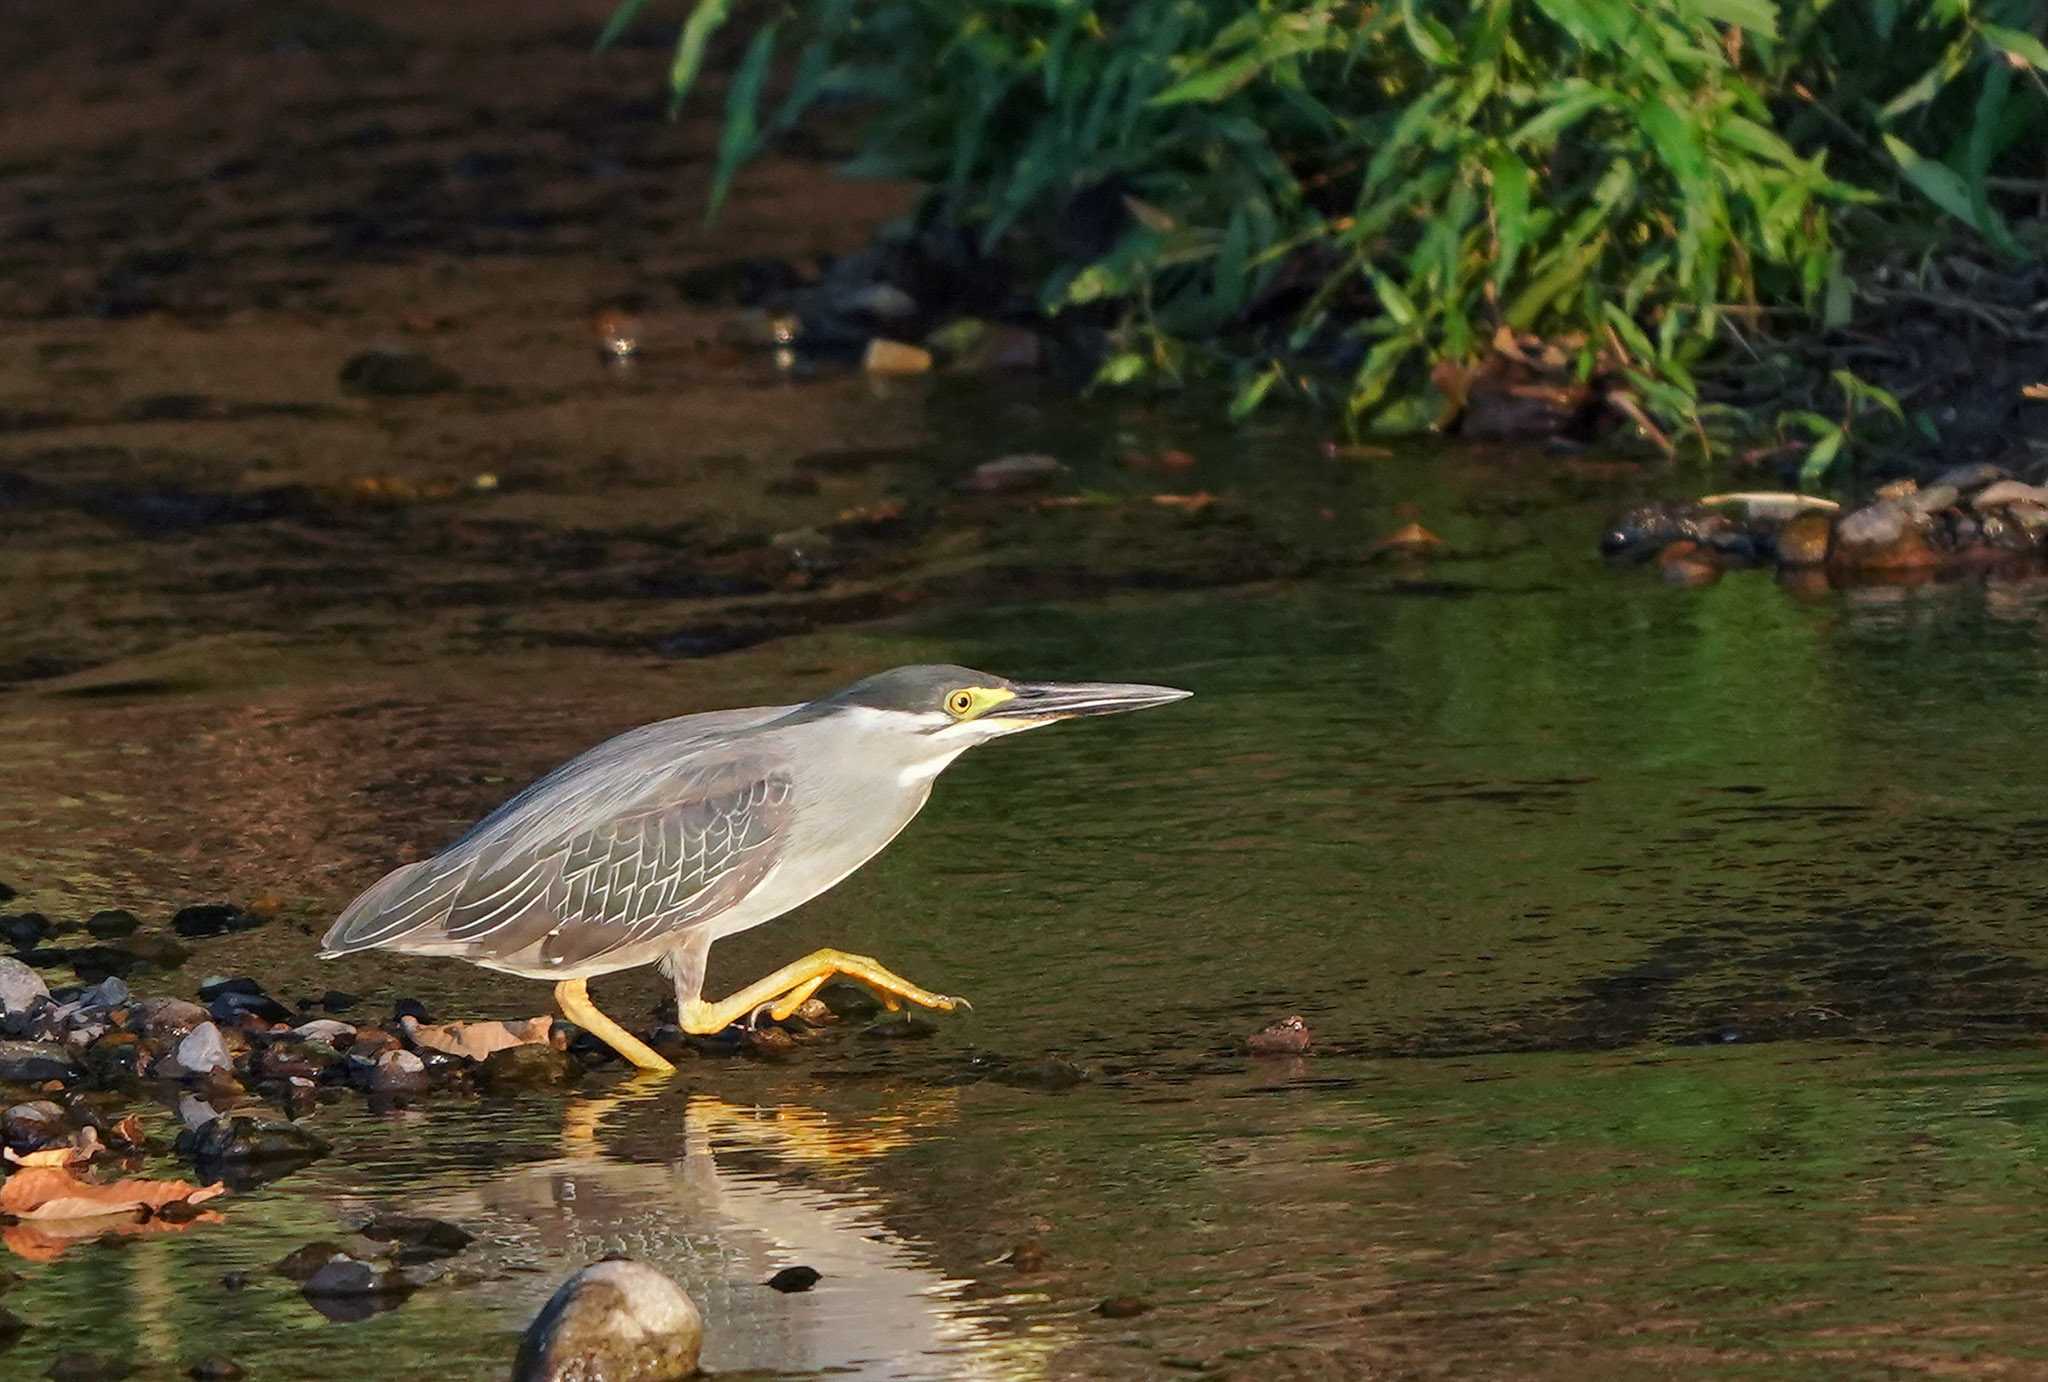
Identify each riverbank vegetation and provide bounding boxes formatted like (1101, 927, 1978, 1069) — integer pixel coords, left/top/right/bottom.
(608, 0, 2048, 474)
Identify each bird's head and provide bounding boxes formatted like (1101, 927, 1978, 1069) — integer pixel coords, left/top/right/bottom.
(811, 664, 1191, 756)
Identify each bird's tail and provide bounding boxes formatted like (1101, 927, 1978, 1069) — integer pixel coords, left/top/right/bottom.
(317, 859, 442, 958)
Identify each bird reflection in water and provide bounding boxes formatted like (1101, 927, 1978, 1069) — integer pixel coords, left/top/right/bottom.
(421, 1083, 1054, 1378)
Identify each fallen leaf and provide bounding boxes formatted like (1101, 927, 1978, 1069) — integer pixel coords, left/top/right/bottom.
(1150, 492, 1216, 513)
(0, 1165, 225, 1222)
(4, 1210, 224, 1263)
(1369, 521, 1448, 558)
(5, 1146, 90, 1169)
(401, 1015, 553, 1062)
(1698, 492, 1840, 522)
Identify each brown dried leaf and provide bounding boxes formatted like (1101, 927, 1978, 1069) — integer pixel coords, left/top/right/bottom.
(0, 1166, 225, 1222)
(4, 1146, 89, 1169)
(402, 1014, 553, 1062)
(1150, 492, 1216, 513)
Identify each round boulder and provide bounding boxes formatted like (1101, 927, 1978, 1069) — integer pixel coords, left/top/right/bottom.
(513, 1260, 703, 1382)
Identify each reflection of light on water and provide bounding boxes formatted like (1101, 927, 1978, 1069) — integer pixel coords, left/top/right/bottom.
(419, 1089, 1062, 1380)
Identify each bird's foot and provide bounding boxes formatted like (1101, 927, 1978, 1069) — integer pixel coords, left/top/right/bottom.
(678, 949, 970, 1036)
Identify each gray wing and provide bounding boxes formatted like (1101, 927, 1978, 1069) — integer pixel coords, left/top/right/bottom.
(322, 733, 795, 971)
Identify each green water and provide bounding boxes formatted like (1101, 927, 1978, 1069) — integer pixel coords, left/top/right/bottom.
(8, 395, 2048, 1378)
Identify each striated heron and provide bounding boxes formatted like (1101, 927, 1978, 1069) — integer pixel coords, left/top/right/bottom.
(319, 665, 1190, 1071)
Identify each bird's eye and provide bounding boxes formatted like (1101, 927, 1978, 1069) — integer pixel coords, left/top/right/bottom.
(947, 690, 976, 717)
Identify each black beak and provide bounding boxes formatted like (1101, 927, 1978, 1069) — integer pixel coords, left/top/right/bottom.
(999, 680, 1193, 722)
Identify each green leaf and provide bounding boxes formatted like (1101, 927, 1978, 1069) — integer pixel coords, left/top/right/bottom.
(1372, 272, 1419, 327)
(1229, 363, 1283, 421)
(1692, 0, 1778, 41)
(1882, 132, 2015, 250)
(1152, 51, 1264, 106)
(667, 0, 734, 113)
(1488, 150, 1532, 286)
(706, 23, 778, 216)
(1981, 24, 2048, 72)
(1797, 427, 1845, 485)
(594, 0, 653, 53)
(1096, 352, 1148, 386)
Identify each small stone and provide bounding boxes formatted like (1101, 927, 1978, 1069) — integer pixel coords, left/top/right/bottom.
(369, 1049, 430, 1093)
(1246, 1015, 1314, 1056)
(84, 911, 139, 940)
(391, 997, 431, 1024)
(172, 1023, 233, 1076)
(339, 348, 461, 397)
(1833, 498, 1938, 570)
(1932, 462, 2009, 492)
(132, 998, 210, 1039)
(958, 453, 1066, 494)
(318, 990, 360, 1013)
(0, 1304, 22, 1339)
(45, 1354, 128, 1381)
(1368, 521, 1448, 560)
(274, 1242, 349, 1282)
(765, 1265, 821, 1293)
(360, 1214, 474, 1262)
(219, 1272, 249, 1291)
(1095, 1296, 1151, 1319)
(996, 1056, 1089, 1090)
(1971, 479, 2048, 511)
(1656, 540, 1722, 587)
(1005, 1241, 1048, 1272)
(171, 905, 262, 939)
(0, 913, 51, 949)
(187, 1360, 244, 1381)
(3, 1100, 66, 1151)
(0, 958, 48, 1016)
(478, 1042, 573, 1088)
(292, 1019, 355, 1043)
(184, 1114, 332, 1165)
(301, 1256, 407, 1297)
(209, 989, 292, 1025)
(0, 1040, 80, 1084)
(514, 1260, 704, 1382)
(126, 933, 193, 968)
(1773, 510, 1833, 566)
(861, 338, 932, 375)
(862, 1016, 937, 1041)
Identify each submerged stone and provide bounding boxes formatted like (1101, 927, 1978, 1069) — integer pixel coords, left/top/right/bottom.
(0, 1040, 79, 1084)
(765, 1266, 820, 1293)
(513, 1260, 704, 1382)
(171, 904, 263, 939)
(0, 958, 48, 1017)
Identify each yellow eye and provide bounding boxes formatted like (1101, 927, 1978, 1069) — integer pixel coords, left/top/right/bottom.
(947, 690, 976, 717)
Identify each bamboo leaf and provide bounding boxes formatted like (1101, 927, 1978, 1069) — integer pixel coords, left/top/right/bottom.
(668, 0, 735, 113)
(595, 0, 654, 52)
(707, 23, 778, 216)
(1981, 24, 2048, 72)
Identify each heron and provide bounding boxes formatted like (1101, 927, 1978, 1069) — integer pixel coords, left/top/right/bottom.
(319, 665, 1191, 1071)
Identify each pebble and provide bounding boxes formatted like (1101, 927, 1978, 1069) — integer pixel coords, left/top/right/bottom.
(171, 904, 263, 939)
(186, 1360, 244, 1380)
(292, 1018, 356, 1043)
(131, 997, 210, 1039)
(0, 1304, 22, 1339)
(958, 453, 1067, 494)
(0, 912, 51, 948)
(514, 1260, 704, 1382)
(84, 910, 139, 939)
(172, 1023, 234, 1077)
(766, 1265, 821, 1293)
(0, 957, 49, 1016)
(479, 1042, 573, 1088)
(1773, 510, 1833, 566)
(359, 1213, 474, 1263)
(274, 1242, 349, 1283)
(0, 1039, 80, 1084)
(301, 1256, 409, 1298)
(183, 1114, 332, 1165)
(1246, 1015, 1314, 1055)
(338, 348, 461, 397)
(861, 338, 932, 375)
(1971, 479, 2048, 511)
(318, 990, 360, 1013)
(1095, 1296, 1151, 1319)
(368, 1049, 430, 1093)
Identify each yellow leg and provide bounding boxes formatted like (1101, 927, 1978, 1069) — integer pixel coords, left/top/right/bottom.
(554, 978, 675, 1074)
(680, 948, 967, 1036)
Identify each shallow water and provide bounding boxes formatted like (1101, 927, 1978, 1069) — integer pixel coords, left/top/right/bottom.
(12, 4, 2048, 1376)
(11, 392, 2048, 1378)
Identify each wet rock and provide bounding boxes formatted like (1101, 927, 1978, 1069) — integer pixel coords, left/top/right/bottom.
(1932, 462, 2010, 492)
(368, 1049, 429, 1093)
(1095, 1296, 1151, 1319)
(131, 998, 209, 1039)
(66, 947, 141, 983)
(1908, 483, 1960, 516)
(0, 913, 51, 949)
(317, 990, 360, 1014)
(209, 988, 292, 1026)
(1773, 510, 1834, 566)
(186, 1359, 244, 1380)
(170, 1023, 233, 1077)
(1246, 1015, 1314, 1056)
(765, 1265, 820, 1293)
(0, 958, 48, 1016)
(478, 1042, 574, 1088)
(1971, 479, 2048, 511)
(360, 1213, 473, 1263)
(302, 1256, 404, 1295)
(219, 1272, 248, 1291)
(3, 1100, 67, 1151)
(958, 453, 1067, 494)
(1368, 521, 1448, 560)
(84, 910, 138, 940)
(126, 933, 193, 968)
(1832, 498, 1938, 569)
(862, 338, 932, 375)
(514, 1260, 704, 1382)
(291, 1018, 355, 1043)
(339, 348, 461, 397)
(746, 1026, 797, 1058)
(0, 883, 11, 903)
(0, 1304, 21, 1341)
(1003, 1241, 1048, 1271)
(862, 1016, 938, 1041)
(392, 997, 432, 1024)
(1599, 504, 1744, 562)
(995, 1055, 1090, 1090)
(1658, 540, 1722, 588)
(274, 1242, 350, 1282)
(45, 1354, 128, 1381)
(84, 1032, 145, 1083)
(0, 1040, 79, 1084)
(171, 905, 263, 939)
(184, 1115, 332, 1165)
